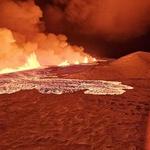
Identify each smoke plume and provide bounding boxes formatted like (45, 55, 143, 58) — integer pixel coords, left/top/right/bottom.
(0, 0, 92, 71)
(43, 0, 150, 41)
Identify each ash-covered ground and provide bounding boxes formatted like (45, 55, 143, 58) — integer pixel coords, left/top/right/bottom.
(0, 52, 149, 150)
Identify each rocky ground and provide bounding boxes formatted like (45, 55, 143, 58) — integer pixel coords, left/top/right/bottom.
(0, 51, 149, 150)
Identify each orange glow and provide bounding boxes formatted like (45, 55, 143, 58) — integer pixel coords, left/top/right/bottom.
(146, 115, 150, 150)
(0, 0, 97, 74)
(0, 52, 40, 74)
(58, 60, 70, 66)
(58, 56, 97, 67)
(83, 57, 88, 63)
(74, 61, 79, 64)
(93, 58, 97, 62)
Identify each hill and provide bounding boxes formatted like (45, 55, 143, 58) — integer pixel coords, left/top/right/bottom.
(67, 51, 150, 80)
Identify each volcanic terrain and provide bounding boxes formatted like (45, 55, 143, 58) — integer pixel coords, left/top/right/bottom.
(0, 51, 149, 150)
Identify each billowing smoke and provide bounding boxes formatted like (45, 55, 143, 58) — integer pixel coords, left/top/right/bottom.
(0, 0, 93, 71)
(0, 0, 43, 38)
(43, 0, 150, 41)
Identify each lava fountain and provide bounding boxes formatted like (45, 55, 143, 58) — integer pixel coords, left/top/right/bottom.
(0, 52, 40, 74)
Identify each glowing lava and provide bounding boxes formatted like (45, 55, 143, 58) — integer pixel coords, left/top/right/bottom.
(58, 60, 70, 66)
(83, 57, 88, 63)
(58, 57, 97, 67)
(0, 70, 133, 95)
(0, 52, 40, 74)
(74, 61, 79, 65)
(93, 58, 97, 62)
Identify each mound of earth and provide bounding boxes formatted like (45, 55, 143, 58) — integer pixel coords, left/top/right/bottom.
(67, 51, 150, 80)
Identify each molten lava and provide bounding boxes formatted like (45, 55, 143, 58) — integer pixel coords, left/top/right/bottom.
(75, 61, 79, 65)
(58, 57, 97, 67)
(0, 53, 40, 74)
(83, 57, 88, 63)
(0, 52, 97, 74)
(58, 60, 70, 66)
(93, 58, 97, 62)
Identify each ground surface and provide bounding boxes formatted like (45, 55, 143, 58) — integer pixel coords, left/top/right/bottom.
(0, 52, 149, 150)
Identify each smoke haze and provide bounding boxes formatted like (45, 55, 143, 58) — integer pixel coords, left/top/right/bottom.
(43, 0, 150, 41)
(0, 0, 150, 71)
(0, 0, 93, 70)
(40, 0, 150, 57)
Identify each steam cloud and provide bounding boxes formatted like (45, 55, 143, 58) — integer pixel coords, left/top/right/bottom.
(0, 0, 92, 70)
(43, 0, 150, 41)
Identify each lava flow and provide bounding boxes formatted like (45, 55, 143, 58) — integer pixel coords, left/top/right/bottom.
(58, 57, 97, 67)
(0, 65, 133, 95)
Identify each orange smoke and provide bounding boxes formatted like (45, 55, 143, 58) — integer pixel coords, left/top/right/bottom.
(0, 0, 43, 39)
(44, 0, 150, 41)
(0, 0, 95, 74)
